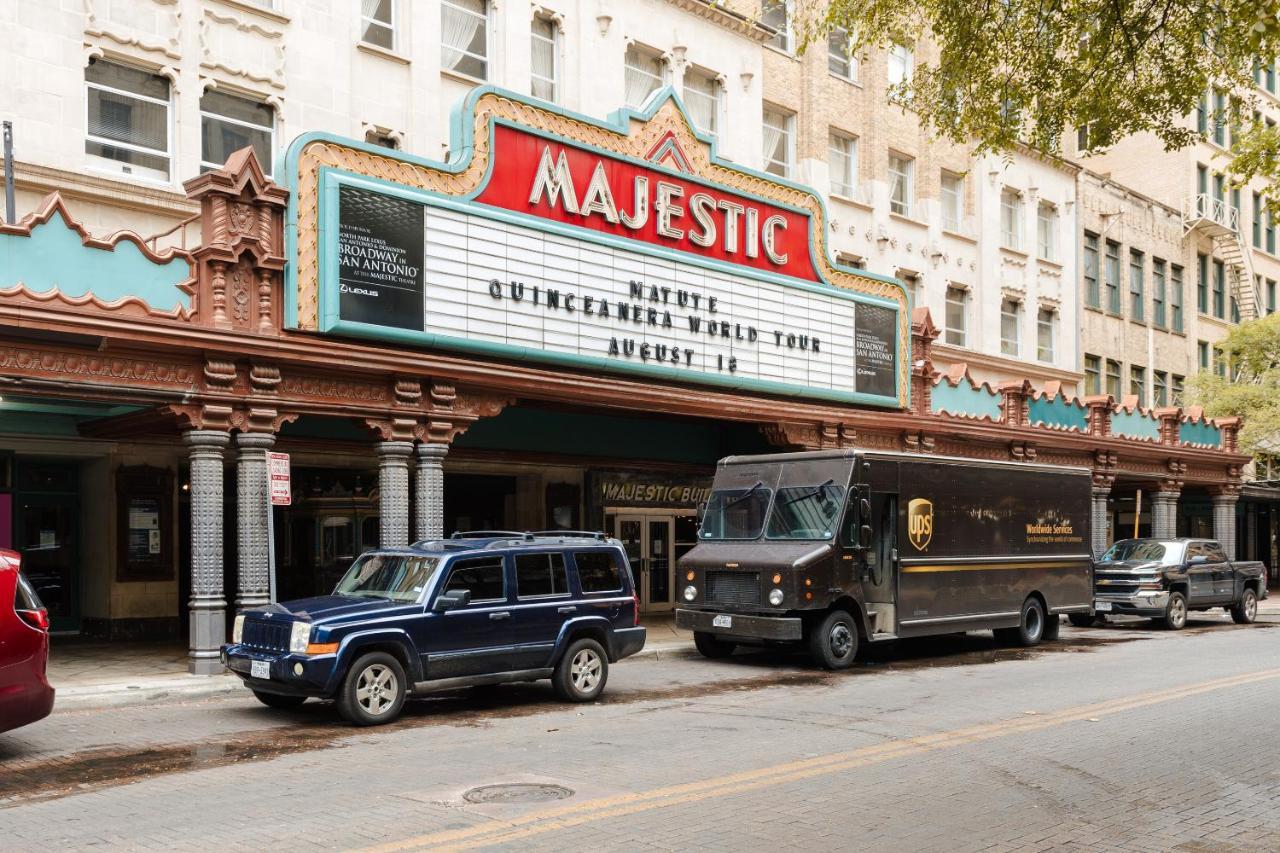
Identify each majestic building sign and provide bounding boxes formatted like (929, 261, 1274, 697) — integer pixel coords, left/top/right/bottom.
(287, 87, 909, 407)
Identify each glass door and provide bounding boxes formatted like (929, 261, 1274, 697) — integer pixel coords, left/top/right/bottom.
(615, 514, 676, 612)
(16, 493, 80, 632)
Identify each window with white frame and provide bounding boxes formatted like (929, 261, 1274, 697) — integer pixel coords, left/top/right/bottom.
(828, 131, 856, 198)
(1036, 201, 1057, 261)
(531, 15, 558, 102)
(85, 59, 172, 182)
(1000, 188, 1023, 250)
(828, 27, 856, 80)
(762, 1, 790, 52)
(762, 105, 794, 178)
(200, 90, 274, 176)
(361, 0, 396, 50)
(945, 285, 968, 346)
(887, 42, 913, 87)
(888, 153, 913, 216)
(1036, 307, 1056, 362)
(1000, 297, 1021, 356)
(683, 67, 720, 139)
(941, 172, 963, 231)
(624, 43, 665, 109)
(441, 0, 489, 80)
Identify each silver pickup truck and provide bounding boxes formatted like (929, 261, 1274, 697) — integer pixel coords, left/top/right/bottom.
(1078, 538, 1267, 630)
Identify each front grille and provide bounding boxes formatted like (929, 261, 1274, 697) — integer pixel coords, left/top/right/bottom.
(242, 617, 291, 652)
(706, 571, 760, 606)
(1094, 573, 1140, 596)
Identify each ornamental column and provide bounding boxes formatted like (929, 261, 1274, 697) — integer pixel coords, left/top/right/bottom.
(1150, 490, 1181, 540)
(415, 443, 449, 542)
(378, 441, 414, 547)
(1091, 485, 1111, 558)
(1211, 489, 1240, 559)
(235, 432, 275, 610)
(186, 430, 230, 676)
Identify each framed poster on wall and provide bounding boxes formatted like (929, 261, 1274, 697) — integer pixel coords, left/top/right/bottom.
(116, 466, 174, 582)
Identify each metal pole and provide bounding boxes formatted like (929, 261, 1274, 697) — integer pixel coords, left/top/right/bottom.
(267, 502, 277, 603)
(1133, 489, 1142, 539)
(3, 121, 14, 225)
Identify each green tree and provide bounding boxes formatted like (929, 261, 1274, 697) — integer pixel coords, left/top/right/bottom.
(801, 1, 1280, 189)
(1187, 313, 1280, 456)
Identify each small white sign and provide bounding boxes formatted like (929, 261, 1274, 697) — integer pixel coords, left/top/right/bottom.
(269, 452, 292, 506)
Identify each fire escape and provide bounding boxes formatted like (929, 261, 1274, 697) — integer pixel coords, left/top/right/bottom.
(1182, 193, 1262, 322)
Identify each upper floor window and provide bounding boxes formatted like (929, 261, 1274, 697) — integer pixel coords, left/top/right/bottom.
(362, 0, 397, 50)
(624, 44, 665, 109)
(945, 285, 967, 347)
(887, 43, 913, 88)
(1000, 188, 1022, 250)
(762, 106, 795, 178)
(1084, 354, 1101, 395)
(85, 59, 171, 182)
(1130, 364, 1146, 402)
(441, 0, 489, 80)
(531, 15, 558, 102)
(1197, 252, 1209, 313)
(1129, 249, 1145, 321)
(1154, 370, 1169, 407)
(1036, 307, 1055, 362)
(1083, 232, 1101, 308)
(828, 27, 856, 80)
(1151, 258, 1167, 327)
(1000, 297, 1021, 356)
(762, 1, 791, 52)
(828, 131, 856, 198)
(888, 153, 914, 216)
(1105, 359, 1122, 399)
(1212, 258, 1226, 318)
(1036, 201, 1057, 261)
(1105, 239, 1122, 313)
(1268, 278, 1278, 314)
(200, 91, 274, 178)
(1172, 374, 1185, 404)
(1171, 264, 1184, 331)
(683, 67, 721, 139)
(941, 172, 963, 232)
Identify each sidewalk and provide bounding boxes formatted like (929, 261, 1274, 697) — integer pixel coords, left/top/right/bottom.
(47, 613, 694, 711)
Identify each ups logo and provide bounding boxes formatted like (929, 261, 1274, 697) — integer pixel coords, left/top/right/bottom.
(907, 498, 933, 551)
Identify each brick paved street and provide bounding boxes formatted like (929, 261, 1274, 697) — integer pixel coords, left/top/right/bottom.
(3, 612, 1279, 851)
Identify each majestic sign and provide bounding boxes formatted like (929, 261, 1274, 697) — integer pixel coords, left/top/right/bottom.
(289, 87, 909, 407)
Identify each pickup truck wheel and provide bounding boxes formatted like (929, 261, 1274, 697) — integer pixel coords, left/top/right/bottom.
(336, 652, 406, 726)
(1159, 592, 1188, 630)
(553, 638, 609, 702)
(808, 610, 859, 670)
(1067, 613, 1096, 628)
(1231, 588, 1259, 625)
(251, 690, 306, 710)
(693, 631, 736, 659)
(995, 597, 1046, 647)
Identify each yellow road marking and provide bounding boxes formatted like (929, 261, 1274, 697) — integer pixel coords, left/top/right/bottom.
(364, 667, 1280, 852)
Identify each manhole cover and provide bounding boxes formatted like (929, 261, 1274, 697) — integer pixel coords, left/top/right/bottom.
(463, 783, 574, 804)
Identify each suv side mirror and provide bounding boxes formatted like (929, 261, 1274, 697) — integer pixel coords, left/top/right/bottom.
(433, 588, 471, 612)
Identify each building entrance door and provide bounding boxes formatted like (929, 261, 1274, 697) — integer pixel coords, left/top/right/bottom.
(615, 514, 675, 613)
(14, 461, 81, 633)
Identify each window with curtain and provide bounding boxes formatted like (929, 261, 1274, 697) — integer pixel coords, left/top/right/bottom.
(1036, 202, 1056, 260)
(828, 27, 855, 80)
(762, 1, 790, 51)
(531, 16, 557, 102)
(945, 285, 967, 346)
(1000, 188, 1022, 250)
(762, 106, 794, 178)
(361, 0, 396, 50)
(1083, 232, 1100, 308)
(888, 153, 913, 216)
(683, 67, 720, 139)
(441, 0, 488, 80)
(1036, 308, 1055, 362)
(85, 59, 171, 181)
(828, 132, 856, 197)
(624, 44, 665, 109)
(1000, 297, 1021, 356)
(941, 173, 963, 232)
(200, 90, 274, 176)
(887, 43, 912, 87)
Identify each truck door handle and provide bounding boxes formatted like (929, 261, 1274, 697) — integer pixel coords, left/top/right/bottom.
(489, 611, 511, 621)
(557, 606, 577, 615)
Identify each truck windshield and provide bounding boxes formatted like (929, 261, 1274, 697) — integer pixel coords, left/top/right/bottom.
(699, 484, 772, 540)
(1100, 540, 1185, 565)
(766, 482, 846, 540)
(334, 554, 441, 602)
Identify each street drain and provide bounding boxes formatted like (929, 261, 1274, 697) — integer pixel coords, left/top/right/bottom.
(463, 783, 574, 804)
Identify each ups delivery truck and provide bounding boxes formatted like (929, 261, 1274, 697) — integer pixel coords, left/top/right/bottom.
(674, 449, 1093, 669)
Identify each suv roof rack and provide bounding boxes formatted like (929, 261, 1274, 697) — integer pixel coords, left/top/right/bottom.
(529, 530, 609, 540)
(450, 530, 526, 539)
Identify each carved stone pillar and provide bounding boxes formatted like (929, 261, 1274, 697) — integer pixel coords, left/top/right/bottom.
(378, 441, 414, 547)
(1211, 490, 1240, 559)
(1091, 484, 1112, 559)
(186, 430, 229, 676)
(1150, 490, 1181, 540)
(415, 443, 449, 542)
(235, 432, 275, 610)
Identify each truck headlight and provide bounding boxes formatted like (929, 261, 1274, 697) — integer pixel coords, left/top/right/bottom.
(232, 614, 245, 644)
(289, 621, 311, 654)
(768, 588, 784, 606)
(683, 585, 697, 602)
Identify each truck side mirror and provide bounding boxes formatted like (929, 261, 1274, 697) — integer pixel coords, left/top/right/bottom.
(433, 588, 471, 612)
(859, 498, 871, 520)
(859, 524, 873, 549)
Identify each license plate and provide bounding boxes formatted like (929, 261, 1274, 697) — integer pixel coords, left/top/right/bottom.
(251, 659, 270, 679)
(1095, 601, 1112, 613)
(712, 614, 733, 629)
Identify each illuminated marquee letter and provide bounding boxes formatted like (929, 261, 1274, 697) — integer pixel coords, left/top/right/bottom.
(762, 214, 788, 265)
(579, 161, 621, 224)
(620, 176, 650, 229)
(688, 193, 717, 247)
(529, 145, 579, 214)
(655, 181, 685, 239)
(717, 199, 743, 253)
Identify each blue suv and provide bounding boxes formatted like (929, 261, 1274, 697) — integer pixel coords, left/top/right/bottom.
(221, 532, 646, 725)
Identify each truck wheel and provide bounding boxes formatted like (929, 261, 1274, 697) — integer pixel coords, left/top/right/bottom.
(553, 637, 609, 702)
(1067, 613, 1096, 628)
(694, 631, 736, 659)
(995, 597, 1046, 647)
(336, 652, 406, 726)
(1042, 612, 1061, 641)
(808, 610, 859, 670)
(251, 690, 306, 710)
(1231, 588, 1259, 625)
(1159, 592, 1188, 630)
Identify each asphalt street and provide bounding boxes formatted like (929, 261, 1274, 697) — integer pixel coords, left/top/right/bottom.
(3, 611, 1279, 851)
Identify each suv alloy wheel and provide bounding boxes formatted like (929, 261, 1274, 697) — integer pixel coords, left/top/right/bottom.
(337, 651, 407, 726)
(553, 637, 609, 701)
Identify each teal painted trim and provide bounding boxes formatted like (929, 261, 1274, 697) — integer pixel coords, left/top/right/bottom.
(1111, 408, 1161, 441)
(1179, 418, 1223, 447)
(1028, 395, 1088, 431)
(931, 377, 1001, 421)
(0, 209, 190, 312)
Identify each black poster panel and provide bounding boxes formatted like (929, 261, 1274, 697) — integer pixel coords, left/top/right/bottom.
(337, 185, 424, 330)
(854, 303, 897, 398)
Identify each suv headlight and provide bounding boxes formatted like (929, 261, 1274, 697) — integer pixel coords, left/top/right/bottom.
(232, 614, 245, 644)
(768, 588, 784, 606)
(683, 585, 697, 602)
(289, 621, 312, 654)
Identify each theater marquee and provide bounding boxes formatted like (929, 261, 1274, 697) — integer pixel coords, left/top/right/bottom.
(285, 87, 910, 407)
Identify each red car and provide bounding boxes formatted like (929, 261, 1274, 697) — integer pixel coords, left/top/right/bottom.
(0, 549, 54, 733)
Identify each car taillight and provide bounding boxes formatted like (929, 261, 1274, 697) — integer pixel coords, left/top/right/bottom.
(17, 608, 49, 631)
